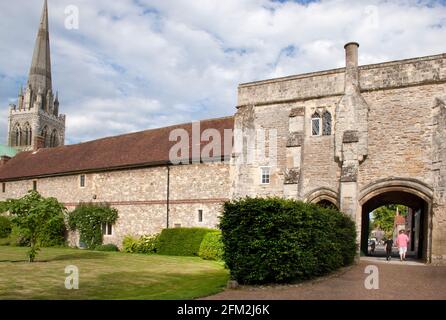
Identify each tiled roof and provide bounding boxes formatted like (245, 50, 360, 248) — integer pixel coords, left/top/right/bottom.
(0, 116, 234, 181)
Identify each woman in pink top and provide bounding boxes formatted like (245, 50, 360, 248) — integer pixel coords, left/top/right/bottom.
(396, 230, 410, 261)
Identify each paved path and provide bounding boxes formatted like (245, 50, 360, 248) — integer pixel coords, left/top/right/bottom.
(205, 258, 446, 300)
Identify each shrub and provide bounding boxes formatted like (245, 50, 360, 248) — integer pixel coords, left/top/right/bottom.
(68, 202, 118, 249)
(122, 235, 138, 253)
(157, 227, 217, 256)
(199, 231, 224, 261)
(95, 244, 119, 252)
(0, 216, 12, 238)
(122, 234, 159, 254)
(219, 197, 357, 284)
(6, 191, 67, 262)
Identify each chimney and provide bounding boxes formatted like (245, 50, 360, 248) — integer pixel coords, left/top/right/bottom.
(344, 42, 360, 94)
(0, 156, 11, 166)
(34, 135, 45, 151)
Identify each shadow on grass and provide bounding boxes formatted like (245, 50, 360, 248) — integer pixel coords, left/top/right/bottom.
(31, 270, 229, 300)
(47, 251, 109, 262)
(0, 251, 108, 263)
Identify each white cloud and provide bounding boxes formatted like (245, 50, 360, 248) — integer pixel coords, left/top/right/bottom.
(1, 0, 446, 144)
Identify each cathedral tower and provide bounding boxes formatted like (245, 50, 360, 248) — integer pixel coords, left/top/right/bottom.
(7, 0, 65, 152)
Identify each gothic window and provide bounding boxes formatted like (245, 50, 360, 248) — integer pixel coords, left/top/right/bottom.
(41, 126, 48, 147)
(23, 123, 32, 146)
(13, 124, 21, 147)
(311, 112, 321, 136)
(50, 129, 58, 147)
(322, 111, 332, 136)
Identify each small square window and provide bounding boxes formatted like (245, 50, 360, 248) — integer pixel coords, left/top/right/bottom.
(198, 210, 203, 222)
(80, 175, 86, 187)
(102, 223, 113, 236)
(260, 167, 270, 184)
(33, 181, 37, 191)
(174, 223, 182, 228)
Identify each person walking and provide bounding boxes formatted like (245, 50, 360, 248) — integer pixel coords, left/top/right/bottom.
(384, 237, 394, 261)
(370, 240, 376, 255)
(396, 230, 410, 261)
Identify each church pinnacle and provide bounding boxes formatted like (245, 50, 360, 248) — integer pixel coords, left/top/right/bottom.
(28, 0, 52, 93)
(7, 0, 65, 152)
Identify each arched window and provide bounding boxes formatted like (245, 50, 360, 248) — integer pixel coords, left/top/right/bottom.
(23, 123, 32, 146)
(41, 126, 48, 147)
(311, 112, 321, 136)
(322, 111, 332, 136)
(12, 124, 21, 147)
(50, 129, 58, 147)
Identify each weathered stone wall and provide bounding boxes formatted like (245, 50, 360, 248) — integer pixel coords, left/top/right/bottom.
(432, 97, 446, 264)
(0, 162, 231, 247)
(234, 51, 446, 263)
(237, 53, 446, 106)
(358, 84, 445, 189)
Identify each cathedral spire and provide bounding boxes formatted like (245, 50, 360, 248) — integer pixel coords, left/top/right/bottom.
(28, 0, 52, 92)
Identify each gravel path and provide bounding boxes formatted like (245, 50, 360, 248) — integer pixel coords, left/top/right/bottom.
(204, 259, 446, 300)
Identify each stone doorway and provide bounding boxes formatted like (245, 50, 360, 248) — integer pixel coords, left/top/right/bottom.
(360, 190, 430, 262)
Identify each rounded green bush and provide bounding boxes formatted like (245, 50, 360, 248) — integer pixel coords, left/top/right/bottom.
(0, 216, 12, 239)
(219, 197, 357, 284)
(157, 228, 218, 256)
(95, 244, 119, 252)
(199, 231, 224, 261)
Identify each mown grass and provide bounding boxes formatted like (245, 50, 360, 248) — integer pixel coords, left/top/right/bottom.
(0, 246, 228, 300)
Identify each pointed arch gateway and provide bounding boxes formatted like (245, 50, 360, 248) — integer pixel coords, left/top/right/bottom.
(359, 178, 433, 262)
(304, 187, 339, 209)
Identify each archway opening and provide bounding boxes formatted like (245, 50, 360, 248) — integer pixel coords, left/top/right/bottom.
(361, 190, 429, 261)
(316, 199, 338, 210)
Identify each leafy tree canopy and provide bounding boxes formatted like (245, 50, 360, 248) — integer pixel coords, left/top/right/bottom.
(6, 191, 66, 262)
(371, 204, 407, 237)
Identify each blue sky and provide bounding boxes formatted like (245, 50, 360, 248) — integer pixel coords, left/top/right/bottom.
(1, 0, 446, 144)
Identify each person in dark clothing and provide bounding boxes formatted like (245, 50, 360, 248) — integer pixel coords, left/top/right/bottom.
(370, 240, 376, 255)
(384, 238, 394, 261)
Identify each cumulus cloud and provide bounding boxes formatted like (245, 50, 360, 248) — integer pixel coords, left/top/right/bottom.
(0, 0, 446, 144)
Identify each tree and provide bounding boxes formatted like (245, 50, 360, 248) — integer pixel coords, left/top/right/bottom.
(371, 204, 408, 236)
(6, 191, 67, 262)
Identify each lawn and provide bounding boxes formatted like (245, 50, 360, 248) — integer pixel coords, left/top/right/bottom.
(0, 246, 229, 300)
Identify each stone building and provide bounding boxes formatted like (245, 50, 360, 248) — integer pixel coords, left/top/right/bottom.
(1, 1, 445, 264)
(233, 43, 446, 264)
(7, 0, 65, 152)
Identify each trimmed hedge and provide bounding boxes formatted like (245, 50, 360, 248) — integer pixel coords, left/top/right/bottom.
(122, 234, 159, 254)
(95, 244, 119, 252)
(0, 216, 12, 238)
(198, 231, 224, 261)
(157, 227, 217, 256)
(220, 197, 357, 284)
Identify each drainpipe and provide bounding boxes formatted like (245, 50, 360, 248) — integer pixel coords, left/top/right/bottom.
(166, 165, 170, 229)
